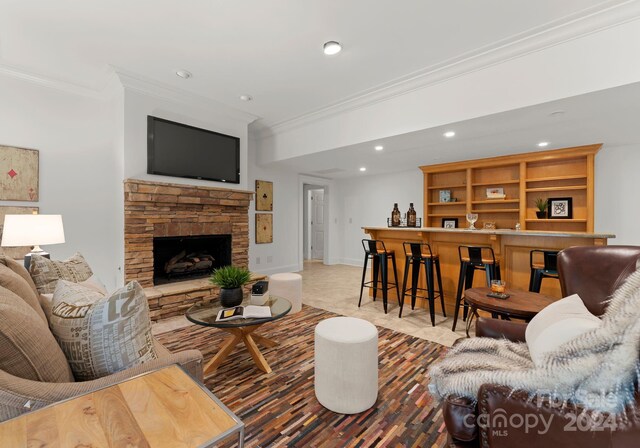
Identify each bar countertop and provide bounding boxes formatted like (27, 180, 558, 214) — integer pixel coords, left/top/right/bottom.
(362, 226, 615, 240)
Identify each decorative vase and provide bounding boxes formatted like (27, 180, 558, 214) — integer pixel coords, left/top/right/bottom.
(536, 211, 547, 219)
(220, 287, 243, 307)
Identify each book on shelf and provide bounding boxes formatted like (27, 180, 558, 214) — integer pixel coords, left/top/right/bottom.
(216, 305, 272, 322)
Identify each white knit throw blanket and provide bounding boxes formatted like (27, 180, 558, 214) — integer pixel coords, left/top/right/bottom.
(429, 268, 640, 413)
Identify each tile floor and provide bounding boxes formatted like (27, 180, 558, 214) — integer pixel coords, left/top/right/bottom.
(152, 260, 470, 346)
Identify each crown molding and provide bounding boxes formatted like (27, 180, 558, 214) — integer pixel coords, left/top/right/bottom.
(255, 0, 640, 140)
(114, 68, 259, 125)
(0, 62, 116, 100)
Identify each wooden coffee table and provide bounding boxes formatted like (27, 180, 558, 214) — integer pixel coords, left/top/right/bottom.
(463, 287, 556, 337)
(0, 365, 244, 447)
(186, 296, 291, 375)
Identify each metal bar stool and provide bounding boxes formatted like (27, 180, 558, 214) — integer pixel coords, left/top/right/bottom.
(451, 245, 501, 331)
(399, 242, 446, 326)
(358, 239, 400, 314)
(529, 249, 559, 292)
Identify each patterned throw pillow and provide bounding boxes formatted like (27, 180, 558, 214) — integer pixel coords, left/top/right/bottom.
(49, 280, 157, 381)
(29, 252, 93, 294)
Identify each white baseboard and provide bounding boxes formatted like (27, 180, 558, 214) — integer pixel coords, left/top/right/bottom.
(251, 263, 301, 276)
(340, 257, 366, 267)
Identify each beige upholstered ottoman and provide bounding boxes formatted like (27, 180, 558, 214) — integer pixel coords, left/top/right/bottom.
(314, 317, 378, 414)
(269, 272, 302, 314)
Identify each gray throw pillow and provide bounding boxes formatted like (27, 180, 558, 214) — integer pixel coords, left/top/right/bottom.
(49, 280, 157, 381)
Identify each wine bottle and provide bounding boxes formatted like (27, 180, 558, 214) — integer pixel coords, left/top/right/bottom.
(391, 203, 401, 227)
(407, 203, 417, 227)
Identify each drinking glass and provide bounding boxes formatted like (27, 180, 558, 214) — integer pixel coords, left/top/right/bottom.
(466, 213, 478, 230)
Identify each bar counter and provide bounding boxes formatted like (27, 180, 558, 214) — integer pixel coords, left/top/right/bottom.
(362, 226, 614, 315)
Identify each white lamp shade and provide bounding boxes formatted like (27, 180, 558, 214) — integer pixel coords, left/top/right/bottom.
(1, 214, 65, 247)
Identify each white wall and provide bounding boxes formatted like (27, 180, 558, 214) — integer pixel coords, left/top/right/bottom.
(0, 75, 122, 289)
(122, 88, 250, 190)
(595, 145, 640, 245)
(334, 168, 423, 266)
(247, 140, 300, 275)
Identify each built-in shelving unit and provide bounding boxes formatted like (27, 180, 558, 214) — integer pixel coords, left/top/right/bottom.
(420, 144, 601, 231)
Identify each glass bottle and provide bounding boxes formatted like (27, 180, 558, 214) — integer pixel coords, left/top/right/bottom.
(407, 203, 417, 227)
(391, 203, 401, 227)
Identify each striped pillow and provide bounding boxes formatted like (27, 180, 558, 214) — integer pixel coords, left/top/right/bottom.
(29, 252, 93, 294)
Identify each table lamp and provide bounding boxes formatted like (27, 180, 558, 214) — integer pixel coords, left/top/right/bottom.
(1, 214, 65, 269)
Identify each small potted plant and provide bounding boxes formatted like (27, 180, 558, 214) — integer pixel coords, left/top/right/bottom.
(210, 265, 251, 307)
(535, 198, 548, 219)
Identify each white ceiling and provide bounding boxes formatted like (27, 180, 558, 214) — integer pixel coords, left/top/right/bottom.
(0, 0, 624, 127)
(275, 82, 640, 178)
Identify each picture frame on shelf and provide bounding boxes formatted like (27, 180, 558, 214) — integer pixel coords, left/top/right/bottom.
(442, 218, 458, 229)
(548, 197, 573, 219)
(439, 190, 451, 203)
(486, 187, 505, 199)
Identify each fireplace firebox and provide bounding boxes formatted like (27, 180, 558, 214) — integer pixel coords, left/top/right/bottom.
(153, 235, 231, 285)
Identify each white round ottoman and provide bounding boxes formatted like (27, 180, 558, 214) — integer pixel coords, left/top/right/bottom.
(269, 272, 302, 314)
(314, 317, 378, 414)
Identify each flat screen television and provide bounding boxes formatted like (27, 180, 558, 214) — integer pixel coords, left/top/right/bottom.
(147, 116, 240, 183)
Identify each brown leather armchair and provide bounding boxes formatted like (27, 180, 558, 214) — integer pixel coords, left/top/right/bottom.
(443, 245, 640, 447)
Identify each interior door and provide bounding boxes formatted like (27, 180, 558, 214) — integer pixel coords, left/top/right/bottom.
(311, 189, 324, 260)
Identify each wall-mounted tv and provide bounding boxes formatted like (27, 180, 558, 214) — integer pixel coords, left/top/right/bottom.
(147, 116, 240, 184)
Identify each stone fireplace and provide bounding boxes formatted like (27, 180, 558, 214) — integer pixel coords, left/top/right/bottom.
(124, 179, 257, 320)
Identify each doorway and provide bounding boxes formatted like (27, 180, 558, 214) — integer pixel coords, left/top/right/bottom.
(303, 184, 326, 262)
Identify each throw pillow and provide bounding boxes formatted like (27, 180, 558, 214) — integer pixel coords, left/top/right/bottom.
(525, 294, 601, 367)
(0, 255, 47, 323)
(29, 252, 93, 294)
(49, 280, 157, 381)
(39, 274, 108, 320)
(0, 286, 74, 383)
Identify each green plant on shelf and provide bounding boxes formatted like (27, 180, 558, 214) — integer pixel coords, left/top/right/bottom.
(535, 198, 548, 212)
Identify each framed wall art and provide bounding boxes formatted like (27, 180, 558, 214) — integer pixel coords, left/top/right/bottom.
(0, 206, 39, 259)
(255, 180, 273, 211)
(0, 146, 39, 201)
(442, 218, 458, 229)
(255, 213, 273, 244)
(548, 197, 573, 219)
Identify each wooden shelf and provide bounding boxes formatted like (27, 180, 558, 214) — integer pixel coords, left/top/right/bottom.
(525, 219, 587, 223)
(427, 202, 466, 206)
(525, 186, 587, 193)
(421, 145, 600, 233)
(472, 199, 520, 204)
(472, 180, 520, 187)
(427, 184, 467, 190)
(525, 175, 587, 183)
(471, 209, 520, 214)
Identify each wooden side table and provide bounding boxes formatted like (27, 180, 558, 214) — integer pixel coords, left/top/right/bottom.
(463, 287, 556, 337)
(0, 365, 244, 448)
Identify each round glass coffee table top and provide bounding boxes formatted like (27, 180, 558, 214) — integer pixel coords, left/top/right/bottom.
(186, 295, 292, 329)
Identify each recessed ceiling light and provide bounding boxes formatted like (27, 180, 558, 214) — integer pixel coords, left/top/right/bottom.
(323, 41, 342, 55)
(239, 95, 253, 102)
(537, 141, 549, 147)
(374, 145, 384, 151)
(443, 131, 456, 138)
(176, 69, 192, 79)
(359, 167, 366, 172)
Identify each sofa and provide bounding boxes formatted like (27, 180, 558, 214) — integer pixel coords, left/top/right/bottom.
(0, 255, 203, 422)
(443, 245, 640, 447)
